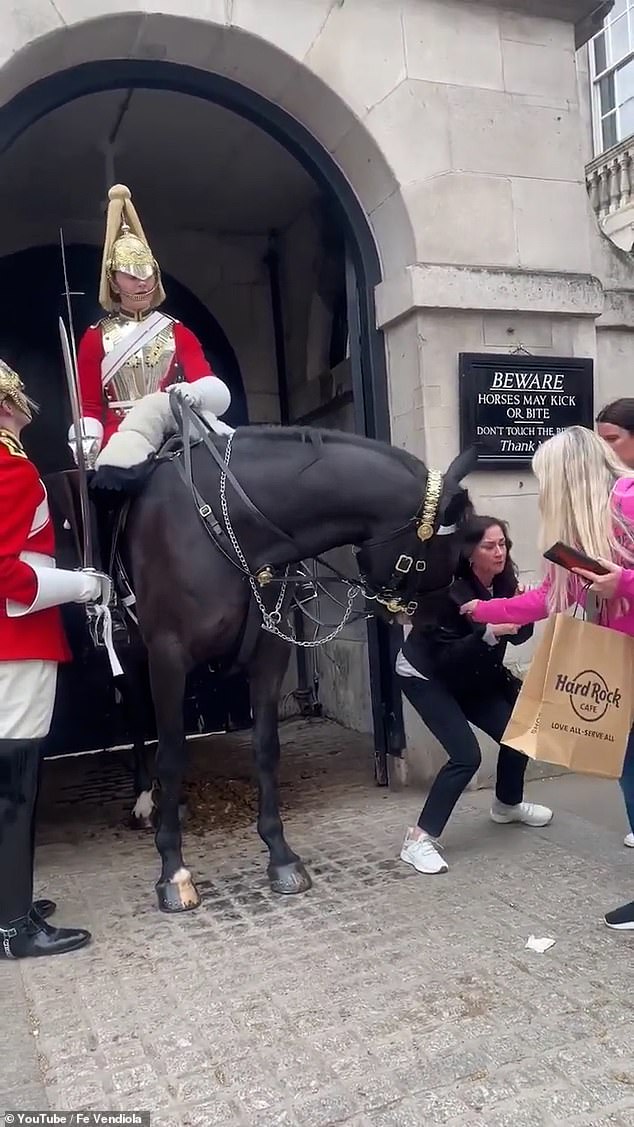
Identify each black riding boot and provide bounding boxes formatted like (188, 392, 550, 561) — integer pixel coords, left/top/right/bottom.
(28, 750, 56, 923)
(0, 739, 91, 959)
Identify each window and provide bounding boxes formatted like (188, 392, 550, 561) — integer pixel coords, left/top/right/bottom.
(590, 0, 634, 154)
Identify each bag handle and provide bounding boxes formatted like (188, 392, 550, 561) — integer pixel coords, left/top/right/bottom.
(572, 580, 599, 624)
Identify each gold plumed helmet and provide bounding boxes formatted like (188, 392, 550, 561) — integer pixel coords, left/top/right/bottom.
(99, 184, 166, 313)
(0, 359, 38, 421)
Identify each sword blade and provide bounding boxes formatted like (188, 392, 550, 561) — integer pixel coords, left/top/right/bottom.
(59, 316, 93, 569)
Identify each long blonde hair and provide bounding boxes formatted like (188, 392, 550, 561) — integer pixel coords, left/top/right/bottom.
(532, 426, 634, 612)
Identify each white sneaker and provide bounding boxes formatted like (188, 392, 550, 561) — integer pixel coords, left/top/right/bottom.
(625, 832, 634, 848)
(400, 828, 448, 874)
(490, 799, 553, 827)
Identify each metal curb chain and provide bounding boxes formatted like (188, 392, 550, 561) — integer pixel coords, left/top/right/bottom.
(279, 584, 360, 647)
(219, 434, 361, 648)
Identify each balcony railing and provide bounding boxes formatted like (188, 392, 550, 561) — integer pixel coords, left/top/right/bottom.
(586, 136, 634, 223)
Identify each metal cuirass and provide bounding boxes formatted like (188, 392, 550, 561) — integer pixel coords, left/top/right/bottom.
(101, 315, 176, 407)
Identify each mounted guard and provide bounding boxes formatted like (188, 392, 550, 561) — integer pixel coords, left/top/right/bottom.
(67, 183, 232, 473)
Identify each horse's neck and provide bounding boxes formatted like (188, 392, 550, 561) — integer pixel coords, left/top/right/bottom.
(314, 439, 419, 511)
(255, 437, 420, 549)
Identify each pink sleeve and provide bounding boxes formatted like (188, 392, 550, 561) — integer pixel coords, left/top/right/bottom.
(616, 569, 634, 600)
(471, 580, 551, 625)
(612, 479, 634, 600)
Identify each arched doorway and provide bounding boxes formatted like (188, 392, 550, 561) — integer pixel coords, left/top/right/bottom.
(0, 59, 390, 433)
(0, 50, 405, 775)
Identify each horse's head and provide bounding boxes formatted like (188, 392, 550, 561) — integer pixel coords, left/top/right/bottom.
(354, 447, 476, 619)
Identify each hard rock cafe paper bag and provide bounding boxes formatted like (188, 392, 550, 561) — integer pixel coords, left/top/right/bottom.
(502, 614, 633, 779)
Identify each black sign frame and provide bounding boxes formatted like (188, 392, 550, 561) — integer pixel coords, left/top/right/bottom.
(459, 352, 594, 469)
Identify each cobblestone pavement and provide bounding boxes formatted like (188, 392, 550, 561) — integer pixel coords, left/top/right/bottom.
(2, 717, 634, 1127)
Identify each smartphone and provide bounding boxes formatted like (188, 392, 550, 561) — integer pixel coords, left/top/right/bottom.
(543, 541, 610, 576)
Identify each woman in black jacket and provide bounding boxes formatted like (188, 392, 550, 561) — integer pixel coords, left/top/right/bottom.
(396, 514, 553, 875)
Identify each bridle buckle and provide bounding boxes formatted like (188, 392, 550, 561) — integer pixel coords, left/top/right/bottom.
(395, 554, 413, 574)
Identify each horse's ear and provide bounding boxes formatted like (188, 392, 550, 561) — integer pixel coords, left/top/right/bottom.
(441, 486, 473, 528)
(444, 445, 478, 486)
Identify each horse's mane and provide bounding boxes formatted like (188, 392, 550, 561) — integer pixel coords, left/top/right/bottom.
(238, 424, 426, 478)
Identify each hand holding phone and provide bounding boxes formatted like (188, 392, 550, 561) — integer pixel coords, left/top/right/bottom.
(544, 542, 623, 600)
(543, 542, 610, 576)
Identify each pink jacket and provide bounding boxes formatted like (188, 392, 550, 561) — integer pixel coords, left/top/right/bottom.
(470, 478, 634, 637)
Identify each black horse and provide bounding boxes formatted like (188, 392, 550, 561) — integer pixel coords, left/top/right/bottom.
(93, 412, 475, 913)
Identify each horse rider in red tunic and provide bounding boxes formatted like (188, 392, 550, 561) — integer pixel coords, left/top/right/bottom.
(0, 361, 109, 959)
(68, 183, 231, 470)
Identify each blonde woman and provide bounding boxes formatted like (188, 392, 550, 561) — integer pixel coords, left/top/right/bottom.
(460, 426, 634, 930)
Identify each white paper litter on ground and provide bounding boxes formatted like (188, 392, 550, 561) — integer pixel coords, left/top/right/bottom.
(525, 935, 556, 953)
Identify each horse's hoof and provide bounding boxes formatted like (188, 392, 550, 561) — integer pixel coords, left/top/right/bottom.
(268, 862, 312, 895)
(156, 869, 201, 913)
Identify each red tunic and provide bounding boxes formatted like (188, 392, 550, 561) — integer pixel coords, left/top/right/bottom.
(77, 318, 215, 443)
(0, 435, 71, 663)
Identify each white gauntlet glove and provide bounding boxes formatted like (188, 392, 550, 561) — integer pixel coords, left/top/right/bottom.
(6, 567, 112, 617)
(167, 377, 231, 417)
(166, 382, 203, 408)
(69, 436, 101, 469)
(68, 419, 104, 470)
(73, 570, 112, 604)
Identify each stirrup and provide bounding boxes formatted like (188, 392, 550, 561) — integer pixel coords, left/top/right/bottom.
(109, 600, 131, 646)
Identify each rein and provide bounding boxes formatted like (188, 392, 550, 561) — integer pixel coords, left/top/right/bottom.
(174, 397, 300, 559)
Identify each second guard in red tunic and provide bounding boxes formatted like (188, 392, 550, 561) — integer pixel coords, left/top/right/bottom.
(0, 361, 108, 959)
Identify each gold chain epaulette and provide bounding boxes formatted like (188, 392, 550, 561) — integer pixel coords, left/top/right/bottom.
(0, 429, 26, 458)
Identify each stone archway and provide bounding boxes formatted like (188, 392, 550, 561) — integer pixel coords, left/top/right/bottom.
(0, 8, 418, 444)
(0, 9, 416, 271)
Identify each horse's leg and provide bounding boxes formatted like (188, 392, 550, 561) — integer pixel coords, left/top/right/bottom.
(131, 737, 155, 829)
(148, 644, 200, 913)
(119, 654, 156, 830)
(249, 634, 312, 896)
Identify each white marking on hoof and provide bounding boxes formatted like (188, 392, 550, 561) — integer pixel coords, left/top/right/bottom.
(132, 790, 154, 820)
(171, 867, 192, 885)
